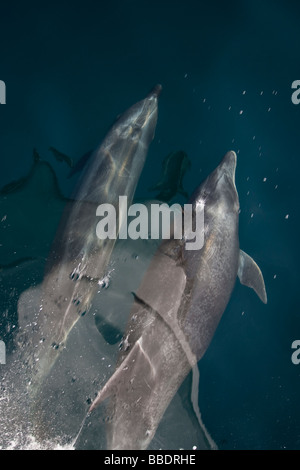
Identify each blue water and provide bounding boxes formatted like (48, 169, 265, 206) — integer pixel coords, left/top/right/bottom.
(0, 0, 300, 450)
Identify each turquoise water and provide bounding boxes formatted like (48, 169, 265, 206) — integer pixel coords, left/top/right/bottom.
(0, 0, 299, 450)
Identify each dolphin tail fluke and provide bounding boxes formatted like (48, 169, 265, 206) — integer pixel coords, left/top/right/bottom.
(237, 250, 267, 304)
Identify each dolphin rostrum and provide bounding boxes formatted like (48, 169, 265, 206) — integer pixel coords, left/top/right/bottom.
(89, 150, 267, 450)
(17, 84, 161, 391)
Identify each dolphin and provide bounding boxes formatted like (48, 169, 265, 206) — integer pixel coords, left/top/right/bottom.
(148, 150, 191, 201)
(89, 150, 267, 450)
(17, 84, 161, 391)
(49, 146, 74, 169)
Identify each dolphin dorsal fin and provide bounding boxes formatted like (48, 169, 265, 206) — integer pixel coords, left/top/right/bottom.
(237, 250, 267, 304)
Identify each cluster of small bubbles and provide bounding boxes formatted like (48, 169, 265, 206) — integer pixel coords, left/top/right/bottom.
(98, 270, 114, 291)
(70, 270, 80, 281)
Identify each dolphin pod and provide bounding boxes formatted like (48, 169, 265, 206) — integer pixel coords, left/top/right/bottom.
(89, 150, 267, 450)
(17, 85, 161, 391)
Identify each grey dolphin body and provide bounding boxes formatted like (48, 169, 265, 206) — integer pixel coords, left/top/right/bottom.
(17, 85, 161, 391)
(89, 150, 267, 450)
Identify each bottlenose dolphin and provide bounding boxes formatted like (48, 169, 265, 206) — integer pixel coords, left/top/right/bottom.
(49, 146, 74, 169)
(148, 150, 191, 201)
(89, 150, 267, 450)
(17, 84, 161, 391)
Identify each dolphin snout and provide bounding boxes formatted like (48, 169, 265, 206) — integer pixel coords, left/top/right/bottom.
(147, 84, 162, 99)
(220, 150, 237, 185)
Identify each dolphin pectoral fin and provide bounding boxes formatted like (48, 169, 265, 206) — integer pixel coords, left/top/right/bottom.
(237, 250, 267, 304)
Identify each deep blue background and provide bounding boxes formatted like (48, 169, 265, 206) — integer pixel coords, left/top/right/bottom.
(0, 0, 299, 449)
